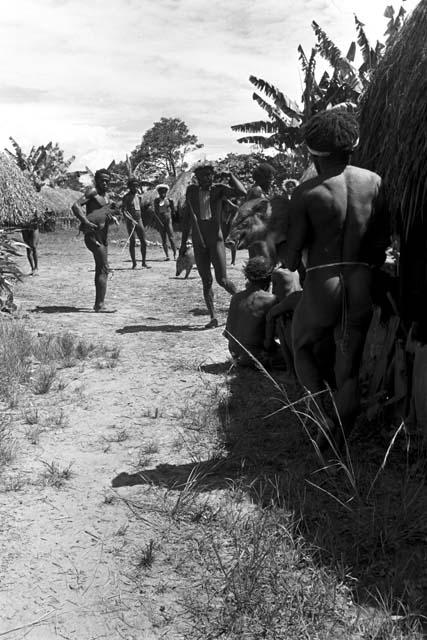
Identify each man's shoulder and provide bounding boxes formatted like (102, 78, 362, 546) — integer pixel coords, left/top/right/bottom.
(347, 165, 381, 182)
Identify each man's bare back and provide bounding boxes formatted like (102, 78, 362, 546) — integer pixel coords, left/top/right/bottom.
(286, 166, 385, 272)
(226, 287, 277, 356)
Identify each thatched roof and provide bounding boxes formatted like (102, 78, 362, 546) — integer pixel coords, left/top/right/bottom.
(40, 186, 82, 216)
(169, 171, 193, 209)
(138, 172, 193, 211)
(0, 153, 44, 226)
(357, 0, 427, 237)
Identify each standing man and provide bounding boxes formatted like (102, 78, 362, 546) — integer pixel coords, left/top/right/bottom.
(284, 109, 390, 449)
(71, 168, 117, 312)
(153, 184, 177, 261)
(22, 221, 40, 276)
(179, 163, 246, 328)
(246, 163, 275, 200)
(121, 177, 150, 269)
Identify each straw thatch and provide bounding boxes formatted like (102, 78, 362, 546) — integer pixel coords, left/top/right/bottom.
(0, 153, 44, 226)
(357, 0, 427, 237)
(169, 171, 193, 210)
(39, 186, 82, 216)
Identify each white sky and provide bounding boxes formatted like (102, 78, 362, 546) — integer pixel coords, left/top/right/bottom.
(0, 0, 417, 170)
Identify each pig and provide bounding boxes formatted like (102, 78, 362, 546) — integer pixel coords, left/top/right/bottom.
(175, 246, 195, 279)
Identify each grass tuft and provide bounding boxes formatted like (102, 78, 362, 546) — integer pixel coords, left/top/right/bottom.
(41, 460, 74, 488)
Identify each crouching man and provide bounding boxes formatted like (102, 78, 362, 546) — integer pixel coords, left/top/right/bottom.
(224, 256, 282, 368)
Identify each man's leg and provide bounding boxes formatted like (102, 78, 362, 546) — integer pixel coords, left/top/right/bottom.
(126, 220, 137, 268)
(165, 218, 176, 259)
(135, 221, 150, 268)
(194, 246, 216, 327)
(292, 298, 337, 449)
(160, 228, 169, 260)
(22, 229, 38, 274)
(211, 239, 237, 295)
(85, 237, 109, 311)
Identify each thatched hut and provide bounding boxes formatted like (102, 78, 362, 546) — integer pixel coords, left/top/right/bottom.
(357, 0, 427, 336)
(39, 186, 82, 217)
(169, 171, 193, 211)
(0, 152, 44, 227)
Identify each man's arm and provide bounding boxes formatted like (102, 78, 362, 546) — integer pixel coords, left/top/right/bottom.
(219, 172, 247, 199)
(262, 296, 279, 351)
(179, 196, 191, 254)
(283, 188, 308, 272)
(169, 199, 176, 217)
(71, 188, 97, 228)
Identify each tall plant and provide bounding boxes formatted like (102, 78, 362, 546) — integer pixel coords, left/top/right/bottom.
(5, 138, 75, 191)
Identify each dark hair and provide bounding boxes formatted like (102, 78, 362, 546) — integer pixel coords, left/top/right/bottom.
(303, 108, 359, 157)
(95, 169, 111, 181)
(253, 163, 275, 182)
(194, 164, 214, 175)
(127, 177, 139, 187)
(243, 256, 273, 282)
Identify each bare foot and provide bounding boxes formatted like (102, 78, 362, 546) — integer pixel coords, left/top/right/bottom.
(141, 264, 152, 269)
(204, 318, 219, 329)
(94, 305, 117, 313)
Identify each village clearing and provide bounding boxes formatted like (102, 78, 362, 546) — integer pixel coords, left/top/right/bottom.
(0, 228, 426, 639)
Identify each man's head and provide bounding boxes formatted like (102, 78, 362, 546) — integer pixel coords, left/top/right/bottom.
(303, 108, 359, 167)
(243, 256, 273, 290)
(283, 179, 299, 197)
(127, 177, 140, 194)
(194, 164, 214, 190)
(253, 163, 275, 191)
(156, 183, 169, 199)
(94, 169, 111, 195)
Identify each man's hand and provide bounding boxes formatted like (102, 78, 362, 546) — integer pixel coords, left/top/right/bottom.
(84, 219, 98, 230)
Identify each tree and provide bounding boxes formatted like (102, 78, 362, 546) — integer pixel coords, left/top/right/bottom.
(213, 150, 306, 190)
(232, 5, 406, 153)
(5, 138, 75, 191)
(130, 117, 203, 180)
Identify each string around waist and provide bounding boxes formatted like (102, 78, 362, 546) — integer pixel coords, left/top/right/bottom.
(306, 261, 370, 273)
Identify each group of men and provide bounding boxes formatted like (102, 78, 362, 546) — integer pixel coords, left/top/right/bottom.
(71, 107, 389, 450)
(225, 108, 389, 450)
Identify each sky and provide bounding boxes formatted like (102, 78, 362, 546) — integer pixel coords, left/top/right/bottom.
(0, 0, 418, 170)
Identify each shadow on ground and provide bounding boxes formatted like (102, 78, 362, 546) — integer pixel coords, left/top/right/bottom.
(31, 305, 92, 314)
(116, 323, 207, 334)
(112, 359, 427, 621)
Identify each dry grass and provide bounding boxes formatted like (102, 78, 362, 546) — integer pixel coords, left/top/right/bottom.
(41, 460, 74, 488)
(116, 363, 425, 639)
(0, 413, 16, 470)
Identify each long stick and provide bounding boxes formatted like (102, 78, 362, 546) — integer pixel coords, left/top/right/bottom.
(120, 211, 136, 255)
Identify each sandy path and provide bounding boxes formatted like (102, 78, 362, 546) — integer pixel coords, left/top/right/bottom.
(0, 229, 244, 639)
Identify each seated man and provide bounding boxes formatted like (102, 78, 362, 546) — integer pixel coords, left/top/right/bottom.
(265, 266, 302, 374)
(224, 256, 281, 368)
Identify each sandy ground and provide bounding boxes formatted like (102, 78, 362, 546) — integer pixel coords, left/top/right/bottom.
(0, 228, 244, 639)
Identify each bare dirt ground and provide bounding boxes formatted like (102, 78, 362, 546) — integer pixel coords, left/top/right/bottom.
(1, 228, 426, 639)
(0, 228, 244, 639)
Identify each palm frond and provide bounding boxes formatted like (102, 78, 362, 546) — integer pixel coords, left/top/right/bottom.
(249, 76, 302, 120)
(354, 15, 372, 67)
(231, 121, 278, 134)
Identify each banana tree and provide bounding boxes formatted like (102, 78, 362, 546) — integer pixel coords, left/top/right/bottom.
(232, 7, 405, 154)
(5, 138, 75, 191)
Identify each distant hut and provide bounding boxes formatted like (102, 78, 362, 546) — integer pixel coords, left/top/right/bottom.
(169, 171, 192, 213)
(0, 152, 44, 227)
(39, 186, 82, 229)
(357, 0, 427, 337)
